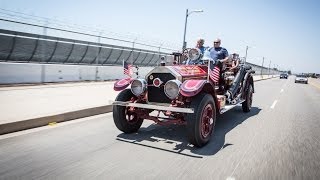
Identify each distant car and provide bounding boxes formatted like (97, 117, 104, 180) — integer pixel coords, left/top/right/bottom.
(295, 75, 308, 84)
(280, 73, 288, 79)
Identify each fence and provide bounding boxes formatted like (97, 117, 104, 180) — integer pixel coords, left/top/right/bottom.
(0, 29, 172, 66)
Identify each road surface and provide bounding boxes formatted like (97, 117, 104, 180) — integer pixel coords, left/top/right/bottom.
(1, 76, 320, 180)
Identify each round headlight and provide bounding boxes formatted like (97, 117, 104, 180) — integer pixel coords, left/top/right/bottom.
(164, 80, 182, 100)
(188, 48, 201, 61)
(131, 79, 147, 96)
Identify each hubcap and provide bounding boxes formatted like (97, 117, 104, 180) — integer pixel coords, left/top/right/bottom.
(125, 108, 138, 124)
(200, 104, 214, 139)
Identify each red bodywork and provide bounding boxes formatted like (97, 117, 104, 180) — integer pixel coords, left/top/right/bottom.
(114, 78, 134, 91)
(114, 65, 217, 126)
(172, 66, 207, 77)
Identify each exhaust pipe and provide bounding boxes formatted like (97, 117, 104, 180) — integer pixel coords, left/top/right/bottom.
(227, 66, 247, 100)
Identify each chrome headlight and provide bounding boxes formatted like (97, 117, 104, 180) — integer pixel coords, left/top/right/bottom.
(164, 80, 182, 99)
(131, 79, 147, 96)
(188, 48, 201, 61)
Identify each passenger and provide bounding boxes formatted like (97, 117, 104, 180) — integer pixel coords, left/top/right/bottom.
(228, 53, 240, 71)
(196, 38, 206, 54)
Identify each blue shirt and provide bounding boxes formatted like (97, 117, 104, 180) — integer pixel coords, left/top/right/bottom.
(209, 47, 229, 60)
(198, 46, 206, 54)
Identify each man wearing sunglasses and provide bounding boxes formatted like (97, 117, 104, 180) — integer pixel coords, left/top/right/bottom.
(209, 38, 229, 63)
(207, 38, 229, 85)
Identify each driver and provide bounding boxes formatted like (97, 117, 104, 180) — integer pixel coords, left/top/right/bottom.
(209, 38, 229, 63)
(207, 38, 229, 84)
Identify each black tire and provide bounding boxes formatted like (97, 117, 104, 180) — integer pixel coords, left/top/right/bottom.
(113, 89, 143, 133)
(242, 84, 253, 112)
(185, 93, 216, 147)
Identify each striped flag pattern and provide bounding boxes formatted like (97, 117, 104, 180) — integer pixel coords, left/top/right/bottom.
(123, 61, 133, 77)
(209, 66, 220, 83)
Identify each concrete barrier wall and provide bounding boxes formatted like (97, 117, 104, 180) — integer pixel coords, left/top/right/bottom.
(0, 62, 277, 84)
(0, 63, 42, 83)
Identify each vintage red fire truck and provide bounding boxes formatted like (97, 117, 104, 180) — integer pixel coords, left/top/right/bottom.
(112, 48, 255, 147)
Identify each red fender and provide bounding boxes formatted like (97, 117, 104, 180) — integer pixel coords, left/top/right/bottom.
(180, 79, 207, 97)
(114, 78, 134, 91)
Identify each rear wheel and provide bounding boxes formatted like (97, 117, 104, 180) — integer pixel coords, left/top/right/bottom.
(113, 89, 143, 133)
(186, 93, 216, 147)
(242, 84, 253, 112)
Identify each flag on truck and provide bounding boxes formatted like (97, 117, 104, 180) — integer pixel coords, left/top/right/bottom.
(209, 66, 220, 83)
(123, 60, 133, 77)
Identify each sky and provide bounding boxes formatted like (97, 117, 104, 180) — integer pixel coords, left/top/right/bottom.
(0, 0, 319, 73)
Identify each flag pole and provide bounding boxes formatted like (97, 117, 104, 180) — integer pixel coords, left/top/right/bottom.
(207, 60, 210, 82)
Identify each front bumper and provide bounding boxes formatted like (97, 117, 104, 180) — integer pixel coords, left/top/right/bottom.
(112, 101, 194, 114)
(295, 79, 308, 83)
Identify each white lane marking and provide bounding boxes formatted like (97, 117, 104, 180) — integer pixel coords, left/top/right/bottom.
(270, 100, 278, 109)
(280, 89, 284, 93)
(226, 177, 235, 180)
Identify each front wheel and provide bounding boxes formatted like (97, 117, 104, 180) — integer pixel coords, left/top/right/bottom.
(185, 93, 216, 147)
(113, 89, 143, 133)
(242, 84, 253, 112)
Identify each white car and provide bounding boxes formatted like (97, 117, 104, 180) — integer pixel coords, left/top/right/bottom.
(295, 75, 308, 84)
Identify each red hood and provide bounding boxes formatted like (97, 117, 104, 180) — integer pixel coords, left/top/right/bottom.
(171, 65, 207, 77)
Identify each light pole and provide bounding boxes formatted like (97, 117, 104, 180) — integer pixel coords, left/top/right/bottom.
(260, 57, 264, 76)
(182, 9, 203, 50)
(268, 60, 271, 77)
(244, 46, 249, 64)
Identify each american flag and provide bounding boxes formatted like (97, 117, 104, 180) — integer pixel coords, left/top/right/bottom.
(209, 66, 220, 83)
(123, 60, 133, 77)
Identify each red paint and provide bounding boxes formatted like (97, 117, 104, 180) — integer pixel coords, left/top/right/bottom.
(173, 66, 206, 77)
(114, 78, 133, 91)
(180, 80, 206, 97)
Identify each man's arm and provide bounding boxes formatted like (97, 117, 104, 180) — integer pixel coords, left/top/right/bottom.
(219, 48, 230, 63)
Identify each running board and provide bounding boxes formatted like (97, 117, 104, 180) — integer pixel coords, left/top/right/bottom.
(112, 101, 194, 113)
(220, 99, 245, 114)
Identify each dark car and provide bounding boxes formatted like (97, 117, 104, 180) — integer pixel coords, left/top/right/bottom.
(280, 73, 288, 79)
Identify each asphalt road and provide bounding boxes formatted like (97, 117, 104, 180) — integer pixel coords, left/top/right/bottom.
(1, 76, 320, 180)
